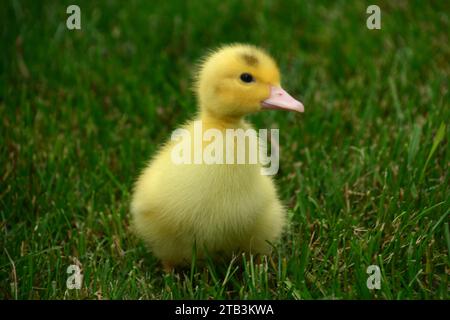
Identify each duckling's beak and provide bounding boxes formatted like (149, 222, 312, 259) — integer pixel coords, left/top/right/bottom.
(261, 86, 304, 113)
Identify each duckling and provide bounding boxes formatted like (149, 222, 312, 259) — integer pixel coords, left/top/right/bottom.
(130, 44, 304, 271)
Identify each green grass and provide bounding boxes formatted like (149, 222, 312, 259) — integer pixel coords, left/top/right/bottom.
(1, 0, 449, 299)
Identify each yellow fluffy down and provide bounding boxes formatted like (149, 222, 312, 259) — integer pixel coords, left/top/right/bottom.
(130, 44, 286, 268)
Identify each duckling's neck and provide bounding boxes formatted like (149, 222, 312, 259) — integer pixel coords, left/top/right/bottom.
(199, 111, 246, 129)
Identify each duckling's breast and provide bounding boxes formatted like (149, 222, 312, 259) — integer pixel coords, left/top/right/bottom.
(132, 151, 277, 252)
(131, 119, 279, 253)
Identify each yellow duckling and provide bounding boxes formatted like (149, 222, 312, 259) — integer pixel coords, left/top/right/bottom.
(131, 44, 304, 270)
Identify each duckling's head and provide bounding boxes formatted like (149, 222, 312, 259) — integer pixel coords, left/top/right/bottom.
(195, 44, 304, 120)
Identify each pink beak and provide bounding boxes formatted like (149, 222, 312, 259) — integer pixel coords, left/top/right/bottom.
(261, 86, 304, 113)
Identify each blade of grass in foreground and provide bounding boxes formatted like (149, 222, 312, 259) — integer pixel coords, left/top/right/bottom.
(419, 122, 446, 184)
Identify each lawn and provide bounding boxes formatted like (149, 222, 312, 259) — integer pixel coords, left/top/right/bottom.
(1, 0, 449, 299)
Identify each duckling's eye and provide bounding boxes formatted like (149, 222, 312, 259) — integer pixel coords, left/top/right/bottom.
(240, 73, 254, 83)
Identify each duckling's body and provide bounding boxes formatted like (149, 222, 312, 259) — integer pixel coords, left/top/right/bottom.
(131, 44, 304, 269)
(132, 117, 284, 266)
